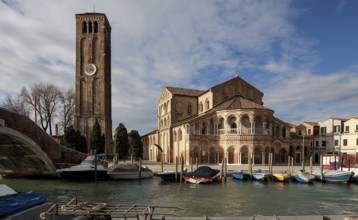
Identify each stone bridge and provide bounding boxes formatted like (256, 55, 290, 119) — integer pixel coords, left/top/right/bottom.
(0, 108, 87, 178)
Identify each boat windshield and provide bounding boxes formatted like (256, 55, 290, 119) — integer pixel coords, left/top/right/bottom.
(80, 156, 95, 165)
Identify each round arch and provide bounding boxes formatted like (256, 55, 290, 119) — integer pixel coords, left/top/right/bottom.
(240, 114, 251, 134)
(227, 146, 237, 164)
(279, 148, 288, 164)
(199, 139, 210, 163)
(253, 146, 263, 164)
(240, 146, 249, 164)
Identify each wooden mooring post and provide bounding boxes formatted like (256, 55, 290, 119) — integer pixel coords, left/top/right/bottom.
(249, 156, 253, 178)
(175, 157, 178, 182)
(224, 157, 227, 183)
(320, 155, 324, 181)
(180, 156, 184, 183)
(291, 157, 294, 175)
(138, 158, 142, 181)
(161, 153, 164, 172)
(269, 153, 273, 181)
(220, 158, 224, 181)
(190, 157, 193, 172)
(196, 157, 199, 170)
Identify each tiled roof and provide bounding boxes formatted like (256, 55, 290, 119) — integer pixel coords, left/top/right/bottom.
(172, 95, 273, 126)
(210, 76, 263, 95)
(286, 123, 297, 128)
(165, 86, 205, 97)
(303, 122, 319, 126)
(226, 96, 268, 110)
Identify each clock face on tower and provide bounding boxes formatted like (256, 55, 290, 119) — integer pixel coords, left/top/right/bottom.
(85, 63, 97, 76)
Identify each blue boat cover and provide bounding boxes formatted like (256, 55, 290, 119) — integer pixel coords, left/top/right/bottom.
(0, 191, 47, 218)
(184, 166, 220, 178)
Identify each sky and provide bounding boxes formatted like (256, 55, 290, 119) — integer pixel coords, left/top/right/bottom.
(1, 0, 358, 136)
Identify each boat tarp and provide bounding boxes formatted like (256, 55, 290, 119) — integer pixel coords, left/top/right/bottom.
(0, 184, 17, 197)
(184, 166, 220, 178)
(0, 191, 46, 218)
(108, 163, 152, 172)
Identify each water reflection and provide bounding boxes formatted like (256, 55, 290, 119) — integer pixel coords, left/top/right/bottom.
(1, 177, 358, 216)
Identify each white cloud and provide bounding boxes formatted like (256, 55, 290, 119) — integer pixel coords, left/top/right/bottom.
(1, 0, 357, 134)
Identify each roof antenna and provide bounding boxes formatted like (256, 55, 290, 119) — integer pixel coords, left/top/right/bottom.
(93, 4, 96, 12)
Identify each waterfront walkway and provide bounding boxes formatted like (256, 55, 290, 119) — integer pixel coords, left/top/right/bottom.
(141, 160, 320, 175)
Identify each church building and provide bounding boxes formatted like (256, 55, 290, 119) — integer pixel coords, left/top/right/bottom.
(142, 76, 309, 165)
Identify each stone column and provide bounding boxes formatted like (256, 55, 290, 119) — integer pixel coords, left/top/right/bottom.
(263, 122, 267, 135)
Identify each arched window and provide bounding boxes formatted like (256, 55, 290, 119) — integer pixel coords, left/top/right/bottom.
(199, 102, 203, 112)
(187, 104, 192, 114)
(94, 21, 98, 33)
(173, 131, 177, 142)
(82, 21, 87, 34)
(218, 118, 224, 129)
(88, 21, 93, 33)
(178, 129, 182, 141)
(201, 122, 207, 135)
(164, 103, 168, 114)
(282, 127, 286, 138)
(205, 99, 210, 110)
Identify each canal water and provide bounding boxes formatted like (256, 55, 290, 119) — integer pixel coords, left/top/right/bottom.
(1, 177, 358, 217)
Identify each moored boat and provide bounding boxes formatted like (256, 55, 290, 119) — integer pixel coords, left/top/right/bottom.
(158, 168, 187, 181)
(0, 184, 48, 219)
(107, 163, 153, 180)
(252, 170, 270, 181)
(272, 173, 291, 182)
(342, 168, 358, 183)
(292, 170, 314, 183)
(56, 155, 111, 180)
(232, 170, 250, 180)
(183, 166, 221, 184)
(314, 170, 354, 183)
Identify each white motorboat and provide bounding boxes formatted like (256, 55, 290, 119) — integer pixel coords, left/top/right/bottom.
(56, 155, 111, 180)
(107, 163, 153, 180)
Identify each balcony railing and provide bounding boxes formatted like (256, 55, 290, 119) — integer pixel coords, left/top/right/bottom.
(216, 128, 268, 135)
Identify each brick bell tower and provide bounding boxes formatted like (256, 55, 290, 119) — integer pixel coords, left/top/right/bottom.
(74, 13, 112, 153)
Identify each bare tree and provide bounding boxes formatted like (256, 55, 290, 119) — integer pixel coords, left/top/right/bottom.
(59, 88, 75, 133)
(21, 83, 62, 135)
(1, 94, 31, 117)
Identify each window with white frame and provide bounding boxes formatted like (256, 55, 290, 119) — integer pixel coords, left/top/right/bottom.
(345, 126, 350, 133)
